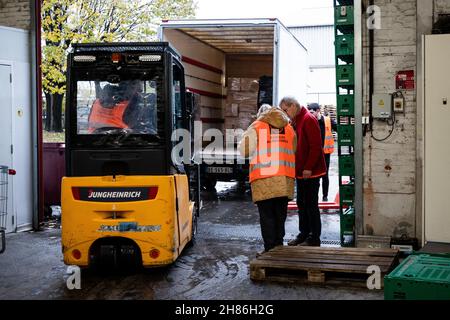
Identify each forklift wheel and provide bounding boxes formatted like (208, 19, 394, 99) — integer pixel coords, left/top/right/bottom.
(202, 177, 217, 191)
(187, 213, 198, 247)
(0, 230, 5, 254)
(237, 180, 247, 191)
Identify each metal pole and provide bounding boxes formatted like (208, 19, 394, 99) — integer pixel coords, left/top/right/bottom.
(354, 0, 364, 240)
(30, 0, 43, 230)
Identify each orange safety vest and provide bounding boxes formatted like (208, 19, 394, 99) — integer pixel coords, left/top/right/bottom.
(249, 121, 296, 183)
(88, 99, 129, 133)
(323, 116, 335, 154)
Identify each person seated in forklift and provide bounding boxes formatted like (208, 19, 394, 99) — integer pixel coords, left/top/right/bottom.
(239, 104, 297, 255)
(88, 79, 157, 135)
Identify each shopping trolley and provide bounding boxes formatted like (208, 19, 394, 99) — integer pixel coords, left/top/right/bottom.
(0, 165, 9, 254)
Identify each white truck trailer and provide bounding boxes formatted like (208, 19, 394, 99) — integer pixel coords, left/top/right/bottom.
(159, 19, 308, 189)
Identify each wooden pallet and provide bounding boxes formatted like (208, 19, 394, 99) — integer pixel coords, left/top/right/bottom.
(250, 246, 400, 288)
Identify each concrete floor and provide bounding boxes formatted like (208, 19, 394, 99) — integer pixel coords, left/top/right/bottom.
(0, 164, 384, 300)
(0, 221, 383, 300)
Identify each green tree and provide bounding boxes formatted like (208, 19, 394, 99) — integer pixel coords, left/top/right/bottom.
(41, 0, 70, 132)
(41, 0, 197, 132)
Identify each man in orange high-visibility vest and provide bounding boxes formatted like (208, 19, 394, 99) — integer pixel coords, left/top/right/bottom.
(88, 97, 130, 133)
(88, 81, 144, 134)
(307, 103, 337, 202)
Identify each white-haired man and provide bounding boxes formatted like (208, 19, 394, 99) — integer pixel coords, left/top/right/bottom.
(239, 104, 297, 254)
(279, 97, 326, 247)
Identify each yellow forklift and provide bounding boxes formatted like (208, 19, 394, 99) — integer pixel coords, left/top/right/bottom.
(61, 43, 200, 268)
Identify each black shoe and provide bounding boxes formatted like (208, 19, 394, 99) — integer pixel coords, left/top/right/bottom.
(287, 234, 308, 246)
(322, 196, 328, 202)
(299, 237, 321, 247)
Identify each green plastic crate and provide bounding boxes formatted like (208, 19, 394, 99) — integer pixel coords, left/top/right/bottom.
(341, 231, 355, 247)
(337, 124, 354, 146)
(336, 64, 354, 86)
(335, 6, 354, 26)
(335, 0, 354, 6)
(340, 184, 355, 205)
(335, 34, 354, 57)
(335, 24, 355, 36)
(384, 254, 450, 300)
(337, 94, 354, 116)
(343, 207, 354, 215)
(339, 155, 355, 176)
(340, 210, 355, 232)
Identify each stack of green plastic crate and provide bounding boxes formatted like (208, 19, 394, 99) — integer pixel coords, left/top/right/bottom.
(334, 0, 355, 247)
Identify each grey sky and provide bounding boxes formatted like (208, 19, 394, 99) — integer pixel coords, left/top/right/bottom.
(195, 0, 334, 26)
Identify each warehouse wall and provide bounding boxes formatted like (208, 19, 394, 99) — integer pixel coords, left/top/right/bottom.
(434, 0, 450, 16)
(0, 1, 35, 232)
(362, 0, 417, 239)
(289, 25, 337, 106)
(361, 0, 450, 241)
(0, 0, 31, 30)
(0, 26, 34, 231)
(307, 67, 336, 106)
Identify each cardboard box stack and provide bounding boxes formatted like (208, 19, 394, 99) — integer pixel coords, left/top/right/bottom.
(322, 104, 337, 123)
(224, 77, 259, 132)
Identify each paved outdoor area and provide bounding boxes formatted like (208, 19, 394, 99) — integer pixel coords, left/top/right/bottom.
(0, 154, 384, 300)
(0, 208, 382, 300)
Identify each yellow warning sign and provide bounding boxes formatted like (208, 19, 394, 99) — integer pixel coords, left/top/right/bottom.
(378, 99, 385, 107)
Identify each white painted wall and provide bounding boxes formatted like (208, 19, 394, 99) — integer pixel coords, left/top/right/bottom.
(0, 26, 33, 232)
(289, 25, 336, 106)
(289, 25, 335, 67)
(306, 67, 336, 106)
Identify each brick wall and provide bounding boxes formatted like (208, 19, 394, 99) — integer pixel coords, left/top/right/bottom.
(0, 0, 31, 30)
(362, 0, 418, 238)
(434, 0, 450, 17)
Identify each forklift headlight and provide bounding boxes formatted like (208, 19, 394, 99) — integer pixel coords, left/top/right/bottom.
(73, 55, 96, 62)
(139, 55, 162, 62)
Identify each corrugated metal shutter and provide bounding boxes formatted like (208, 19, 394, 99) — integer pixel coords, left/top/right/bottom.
(289, 25, 335, 67)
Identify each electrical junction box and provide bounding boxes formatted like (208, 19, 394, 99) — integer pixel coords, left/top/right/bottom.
(393, 97, 404, 113)
(372, 94, 392, 119)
